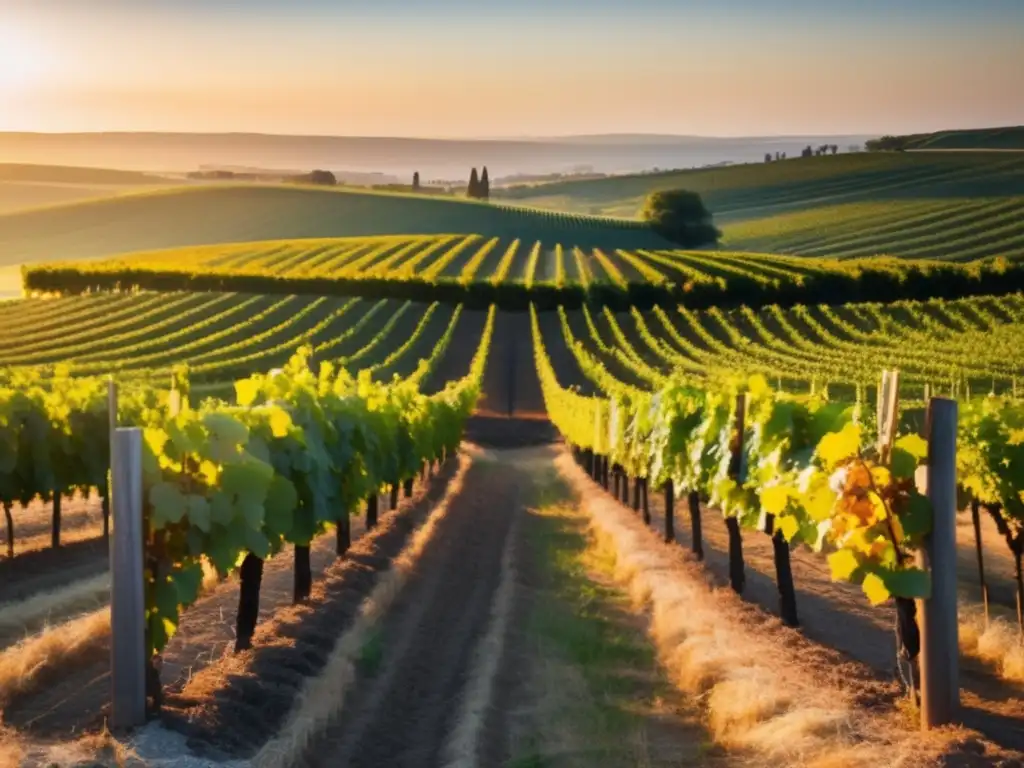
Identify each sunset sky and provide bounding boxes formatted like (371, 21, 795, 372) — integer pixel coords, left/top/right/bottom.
(2, 0, 1023, 138)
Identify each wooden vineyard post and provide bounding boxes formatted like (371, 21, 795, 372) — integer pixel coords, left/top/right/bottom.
(917, 397, 959, 729)
(664, 480, 675, 542)
(612, 464, 621, 499)
(109, 427, 146, 729)
(725, 393, 747, 593)
(621, 471, 630, 505)
(631, 475, 641, 513)
(590, 450, 599, 480)
(970, 499, 990, 625)
(601, 456, 609, 490)
(404, 477, 414, 498)
(390, 484, 400, 510)
(688, 491, 703, 560)
(367, 493, 379, 529)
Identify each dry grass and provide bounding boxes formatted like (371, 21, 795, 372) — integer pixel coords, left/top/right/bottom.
(959, 604, 1024, 683)
(556, 450, 958, 768)
(0, 558, 219, 712)
(0, 606, 110, 708)
(0, 572, 109, 647)
(251, 447, 478, 768)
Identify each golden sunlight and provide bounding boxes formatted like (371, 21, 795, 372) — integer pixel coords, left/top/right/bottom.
(0, 23, 52, 93)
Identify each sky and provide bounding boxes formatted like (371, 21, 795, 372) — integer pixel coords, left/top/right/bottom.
(1, 0, 1023, 138)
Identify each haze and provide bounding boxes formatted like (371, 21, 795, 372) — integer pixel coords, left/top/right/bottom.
(2, 0, 1023, 138)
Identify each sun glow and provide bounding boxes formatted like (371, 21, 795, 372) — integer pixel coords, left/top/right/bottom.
(0, 23, 52, 93)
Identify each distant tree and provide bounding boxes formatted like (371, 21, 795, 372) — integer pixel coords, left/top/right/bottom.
(413, 171, 420, 190)
(298, 169, 336, 185)
(801, 145, 814, 158)
(774, 151, 781, 161)
(764, 153, 773, 163)
(640, 189, 720, 248)
(468, 167, 480, 198)
(480, 166, 490, 200)
(781, 152, 787, 160)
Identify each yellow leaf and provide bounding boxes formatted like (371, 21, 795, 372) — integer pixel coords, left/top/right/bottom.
(870, 465, 891, 489)
(862, 573, 890, 605)
(235, 379, 260, 408)
(269, 408, 292, 439)
(761, 485, 790, 515)
(894, 433, 928, 459)
(870, 494, 889, 524)
(748, 374, 770, 398)
(777, 514, 801, 542)
(802, 482, 835, 522)
(817, 423, 862, 469)
(828, 549, 860, 581)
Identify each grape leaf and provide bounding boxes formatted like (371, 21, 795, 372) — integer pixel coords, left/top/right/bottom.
(828, 549, 859, 581)
(150, 481, 186, 527)
(861, 572, 890, 605)
(890, 447, 917, 480)
(235, 379, 260, 408)
(187, 494, 211, 532)
(895, 433, 928, 461)
(899, 493, 932, 538)
(244, 527, 271, 559)
(761, 485, 790, 516)
(879, 567, 931, 600)
(171, 562, 203, 607)
(816, 423, 861, 469)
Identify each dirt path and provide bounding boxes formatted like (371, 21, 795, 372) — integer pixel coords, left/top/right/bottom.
(300, 446, 717, 768)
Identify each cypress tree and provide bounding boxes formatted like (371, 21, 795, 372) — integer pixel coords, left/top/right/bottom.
(413, 171, 420, 190)
(468, 167, 480, 198)
(480, 166, 490, 200)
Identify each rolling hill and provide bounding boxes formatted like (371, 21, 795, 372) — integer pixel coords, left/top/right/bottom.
(0, 183, 662, 270)
(496, 150, 1024, 262)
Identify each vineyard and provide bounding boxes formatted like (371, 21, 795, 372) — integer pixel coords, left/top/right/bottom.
(22, 233, 1024, 311)
(6, 152, 1024, 765)
(533, 293, 1024, 403)
(722, 196, 1024, 262)
(0, 293, 486, 397)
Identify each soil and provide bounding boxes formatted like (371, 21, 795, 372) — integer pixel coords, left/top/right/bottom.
(0, 492, 105, 568)
(0, 537, 108, 604)
(298, 444, 721, 768)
